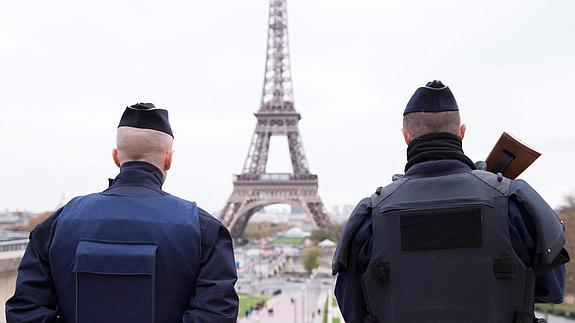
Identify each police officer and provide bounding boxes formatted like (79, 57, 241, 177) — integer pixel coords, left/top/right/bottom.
(6, 103, 239, 323)
(332, 81, 569, 323)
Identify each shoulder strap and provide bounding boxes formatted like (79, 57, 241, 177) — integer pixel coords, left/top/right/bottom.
(333, 177, 408, 275)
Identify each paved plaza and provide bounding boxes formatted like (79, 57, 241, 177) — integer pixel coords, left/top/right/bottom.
(238, 277, 336, 323)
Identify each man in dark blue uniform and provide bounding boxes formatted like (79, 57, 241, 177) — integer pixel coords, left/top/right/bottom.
(6, 103, 239, 323)
(333, 81, 569, 323)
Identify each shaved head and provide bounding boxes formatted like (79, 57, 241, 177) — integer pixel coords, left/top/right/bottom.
(114, 127, 174, 177)
(401, 111, 466, 145)
(403, 111, 461, 139)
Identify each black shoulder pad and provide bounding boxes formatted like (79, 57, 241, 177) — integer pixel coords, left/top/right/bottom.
(370, 177, 408, 208)
(332, 197, 371, 275)
(470, 170, 511, 195)
(510, 179, 566, 266)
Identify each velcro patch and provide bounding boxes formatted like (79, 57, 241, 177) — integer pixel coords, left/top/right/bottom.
(400, 207, 482, 251)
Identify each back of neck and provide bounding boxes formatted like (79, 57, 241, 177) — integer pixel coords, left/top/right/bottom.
(405, 132, 476, 172)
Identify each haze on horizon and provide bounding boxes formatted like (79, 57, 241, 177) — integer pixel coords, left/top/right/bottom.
(1, 0, 574, 214)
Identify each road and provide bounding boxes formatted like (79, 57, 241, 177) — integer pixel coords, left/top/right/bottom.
(239, 278, 333, 323)
(238, 290, 575, 323)
(536, 312, 575, 323)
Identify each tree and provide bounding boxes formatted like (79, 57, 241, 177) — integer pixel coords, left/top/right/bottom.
(243, 221, 294, 241)
(310, 228, 338, 243)
(559, 197, 575, 297)
(563, 194, 575, 211)
(11, 211, 52, 232)
(316, 223, 345, 241)
(302, 247, 321, 274)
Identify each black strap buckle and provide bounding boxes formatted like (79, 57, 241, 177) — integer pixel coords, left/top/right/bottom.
(494, 257, 516, 279)
(370, 262, 390, 283)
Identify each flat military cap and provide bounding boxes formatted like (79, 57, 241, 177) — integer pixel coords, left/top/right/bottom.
(118, 103, 174, 138)
(404, 80, 459, 115)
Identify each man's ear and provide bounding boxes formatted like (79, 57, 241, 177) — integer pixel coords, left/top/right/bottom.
(164, 149, 174, 171)
(401, 128, 413, 145)
(112, 148, 121, 168)
(459, 124, 467, 140)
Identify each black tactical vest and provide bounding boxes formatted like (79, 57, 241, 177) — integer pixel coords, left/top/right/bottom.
(363, 171, 536, 323)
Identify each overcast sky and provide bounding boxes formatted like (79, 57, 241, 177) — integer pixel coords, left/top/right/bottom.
(1, 0, 574, 214)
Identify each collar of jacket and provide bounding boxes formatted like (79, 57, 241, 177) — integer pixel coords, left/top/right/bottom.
(108, 161, 164, 191)
(404, 159, 472, 179)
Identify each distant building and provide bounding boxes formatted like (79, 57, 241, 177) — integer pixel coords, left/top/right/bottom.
(328, 204, 356, 224)
(246, 248, 263, 257)
(287, 213, 314, 231)
(282, 227, 310, 238)
(331, 205, 340, 216)
(0, 211, 36, 229)
(249, 211, 290, 223)
(290, 206, 302, 214)
(318, 239, 336, 249)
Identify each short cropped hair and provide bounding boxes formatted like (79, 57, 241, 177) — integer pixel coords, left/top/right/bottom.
(116, 127, 173, 166)
(402, 111, 461, 139)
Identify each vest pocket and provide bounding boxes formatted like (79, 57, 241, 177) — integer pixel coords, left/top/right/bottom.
(72, 240, 158, 323)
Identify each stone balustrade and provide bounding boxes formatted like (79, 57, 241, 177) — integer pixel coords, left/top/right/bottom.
(0, 250, 24, 323)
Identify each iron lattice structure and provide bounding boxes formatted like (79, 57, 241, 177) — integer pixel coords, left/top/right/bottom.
(220, 0, 333, 239)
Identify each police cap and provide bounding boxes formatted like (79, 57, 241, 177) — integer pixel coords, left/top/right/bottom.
(118, 103, 174, 138)
(404, 80, 459, 115)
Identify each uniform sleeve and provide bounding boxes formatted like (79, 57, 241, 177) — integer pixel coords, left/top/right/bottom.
(6, 209, 61, 323)
(334, 200, 372, 323)
(181, 210, 239, 323)
(508, 199, 566, 303)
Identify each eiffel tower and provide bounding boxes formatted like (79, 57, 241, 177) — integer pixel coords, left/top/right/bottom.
(219, 0, 333, 239)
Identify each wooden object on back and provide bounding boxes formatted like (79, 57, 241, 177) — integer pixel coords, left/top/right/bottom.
(485, 132, 541, 179)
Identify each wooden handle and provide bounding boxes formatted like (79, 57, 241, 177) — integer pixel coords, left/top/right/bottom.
(485, 132, 541, 179)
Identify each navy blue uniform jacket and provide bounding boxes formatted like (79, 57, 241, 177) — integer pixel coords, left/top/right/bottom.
(6, 162, 239, 323)
(335, 160, 566, 323)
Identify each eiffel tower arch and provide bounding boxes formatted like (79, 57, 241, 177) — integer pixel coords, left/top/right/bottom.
(220, 0, 333, 239)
